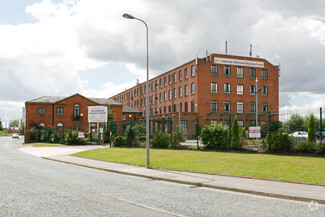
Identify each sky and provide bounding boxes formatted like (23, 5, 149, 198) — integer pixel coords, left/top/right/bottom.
(0, 0, 325, 125)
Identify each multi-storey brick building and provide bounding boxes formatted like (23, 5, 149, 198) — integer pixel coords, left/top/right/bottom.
(25, 93, 141, 131)
(110, 53, 279, 133)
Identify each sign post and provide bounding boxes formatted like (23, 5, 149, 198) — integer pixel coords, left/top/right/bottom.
(88, 106, 108, 145)
(249, 126, 261, 139)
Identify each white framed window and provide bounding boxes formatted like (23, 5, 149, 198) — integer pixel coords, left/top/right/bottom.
(237, 84, 243, 95)
(191, 83, 195, 94)
(224, 83, 230, 94)
(211, 100, 218, 113)
(224, 66, 231, 77)
(169, 90, 172, 100)
(211, 65, 218, 76)
(179, 86, 182, 97)
(262, 103, 268, 112)
(250, 102, 256, 113)
(211, 83, 217, 93)
(185, 85, 188, 96)
(262, 69, 268, 80)
(237, 67, 243, 77)
(250, 68, 256, 79)
(250, 85, 256, 95)
(174, 88, 177, 98)
(262, 86, 268, 96)
(237, 102, 244, 113)
(191, 65, 195, 76)
(224, 101, 231, 113)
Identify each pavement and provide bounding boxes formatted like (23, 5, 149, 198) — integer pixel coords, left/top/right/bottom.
(18, 145, 325, 205)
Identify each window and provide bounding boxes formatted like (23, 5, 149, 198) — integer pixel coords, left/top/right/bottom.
(38, 123, 45, 128)
(237, 85, 243, 95)
(159, 93, 162, 102)
(262, 69, 268, 80)
(168, 105, 171, 113)
(122, 115, 126, 121)
(155, 95, 158, 106)
(191, 83, 195, 94)
(211, 120, 218, 125)
(184, 68, 188, 79)
(168, 74, 171, 84)
(250, 85, 256, 95)
(179, 102, 182, 112)
(159, 79, 162, 87)
(174, 72, 177, 83)
(180, 120, 187, 132)
(211, 65, 218, 76)
(224, 101, 231, 113)
(179, 70, 182, 81)
(250, 102, 256, 113)
(237, 67, 243, 77)
(185, 102, 188, 112)
(73, 104, 80, 121)
(57, 123, 63, 128)
(262, 86, 268, 96)
(169, 90, 172, 100)
(224, 83, 231, 94)
(249, 120, 256, 127)
(174, 88, 177, 98)
(185, 85, 188, 96)
(57, 107, 63, 115)
(237, 102, 244, 113)
(211, 100, 218, 113)
(159, 107, 162, 114)
(38, 108, 45, 115)
(191, 65, 195, 76)
(262, 103, 268, 112)
(151, 82, 154, 91)
(250, 68, 256, 79)
(211, 83, 217, 93)
(179, 86, 182, 97)
(164, 106, 166, 113)
(191, 101, 195, 112)
(155, 80, 158, 92)
(224, 66, 231, 77)
(238, 121, 244, 129)
(141, 86, 143, 94)
(173, 104, 177, 112)
(164, 91, 167, 101)
(164, 77, 167, 86)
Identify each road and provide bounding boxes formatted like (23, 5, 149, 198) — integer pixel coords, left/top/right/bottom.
(0, 137, 324, 217)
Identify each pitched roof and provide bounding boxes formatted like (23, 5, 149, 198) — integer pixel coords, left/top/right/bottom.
(26, 94, 123, 106)
(122, 105, 142, 113)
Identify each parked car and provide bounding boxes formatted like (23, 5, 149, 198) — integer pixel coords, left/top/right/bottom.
(289, 131, 308, 138)
(316, 132, 325, 139)
(12, 133, 19, 139)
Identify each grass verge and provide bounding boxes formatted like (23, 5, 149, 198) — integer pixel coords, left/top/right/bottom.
(31, 143, 66, 147)
(73, 148, 325, 185)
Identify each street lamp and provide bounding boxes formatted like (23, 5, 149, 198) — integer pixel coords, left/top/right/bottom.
(123, 13, 150, 168)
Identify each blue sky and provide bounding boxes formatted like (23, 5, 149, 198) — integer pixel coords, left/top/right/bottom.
(0, 0, 325, 122)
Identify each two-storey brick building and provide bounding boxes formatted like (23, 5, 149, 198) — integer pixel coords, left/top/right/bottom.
(25, 93, 141, 131)
(109, 53, 279, 133)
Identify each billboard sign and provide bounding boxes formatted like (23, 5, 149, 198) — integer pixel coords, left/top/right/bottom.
(249, 127, 261, 138)
(88, 106, 108, 122)
(214, 57, 264, 68)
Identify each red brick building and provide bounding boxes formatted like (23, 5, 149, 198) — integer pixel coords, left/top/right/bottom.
(25, 93, 141, 131)
(110, 53, 279, 132)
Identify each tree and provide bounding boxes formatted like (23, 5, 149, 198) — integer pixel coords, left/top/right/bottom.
(307, 114, 316, 144)
(0, 120, 2, 131)
(9, 119, 19, 128)
(19, 122, 25, 134)
(230, 115, 241, 150)
(282, 114, 305, 133)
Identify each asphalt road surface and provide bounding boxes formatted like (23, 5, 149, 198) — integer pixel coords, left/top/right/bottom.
(0, 137, 324, 217)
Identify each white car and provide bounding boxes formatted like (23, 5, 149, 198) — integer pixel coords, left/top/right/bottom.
(12, 133, 19, 139)
(289, 131, 308, 138)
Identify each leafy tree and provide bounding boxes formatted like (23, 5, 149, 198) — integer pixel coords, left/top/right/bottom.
(282, 114, 305, 133)
(19, 122, 25, 134)
(307, 114, 316, 144)
(231, 115, 240, 149)
(9, 119, 19, 127)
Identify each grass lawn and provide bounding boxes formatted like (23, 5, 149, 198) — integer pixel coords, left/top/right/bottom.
(30, 143, 66, 147)
(73, 148, 325, 185)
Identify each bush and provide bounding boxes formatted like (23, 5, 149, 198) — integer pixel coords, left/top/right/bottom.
(170, 128, 187, 148)
(231, 115, 241, 150)
(114, 136, 126, 147)
(125, 125, 139, 146)
(294, 142, 315, 154)
(50, 130, 60, 143)
(138, 136, 146, 142)
(315, 142, 325, 155)
(151, 130, 170, 148)
(65, 130, 85, 145)
(307, 114, 316, 144)
(266, 130, 293, 153)
(200, 123, 229, 150)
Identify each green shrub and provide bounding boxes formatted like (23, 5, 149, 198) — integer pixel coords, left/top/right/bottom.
(307, 114, 316, 144)
(266, 130, 293, 153)
(50, 131, 60, 143)
(29, 129, 38, 140)
(241, 127, 247, 138)
(125, 125, 139, 146)
(294, 142, 315, 154)
(138, 136, 146, 142)
(65, 130, 85, 145)
(315, 142, 325, 155)
(114, 136, 126, 147)
(151, 130, 170, 148)
(200, 123, 229, 150)
(231, 115, 241, 150)
(171, 128, 187, 148)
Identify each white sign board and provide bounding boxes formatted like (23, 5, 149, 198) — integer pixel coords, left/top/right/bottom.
(88, 106, 108, 122)
(249, 127, 261, 138)
(78, 132, 84, 138)
(214, 57, 264, 68)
